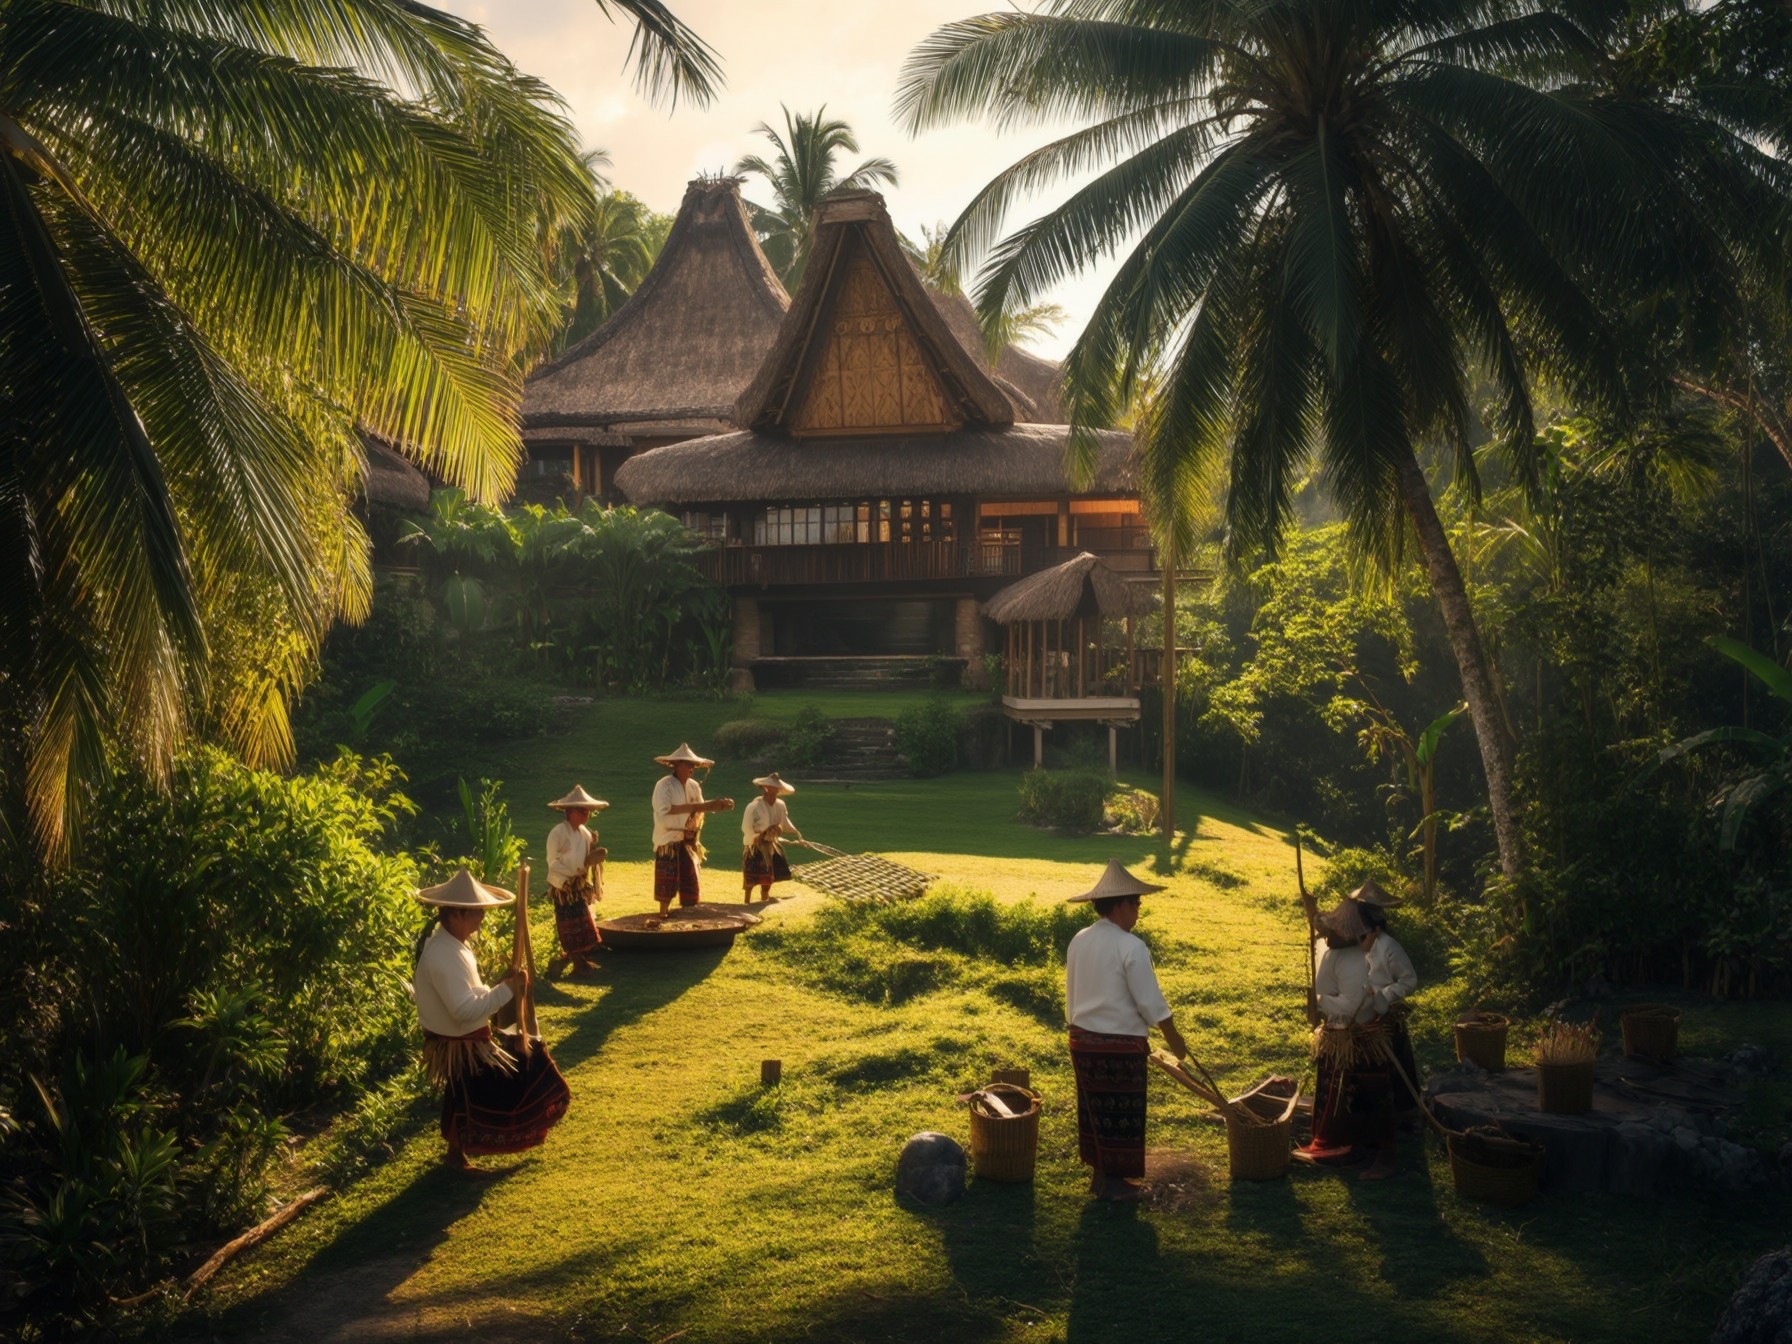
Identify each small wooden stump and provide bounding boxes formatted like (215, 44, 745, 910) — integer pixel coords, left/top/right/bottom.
(761, 1059, 782, 1085)
(991, 1067, 1031, 1090)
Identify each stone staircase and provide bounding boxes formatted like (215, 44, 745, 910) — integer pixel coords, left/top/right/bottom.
(808, 717, 907, 783)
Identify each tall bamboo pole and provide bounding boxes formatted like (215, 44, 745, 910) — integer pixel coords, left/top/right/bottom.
(1162, 556, 1176, 840)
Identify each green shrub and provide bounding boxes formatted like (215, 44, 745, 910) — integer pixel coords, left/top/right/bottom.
(957, 704, 1008, 770)
(713, 718, 786, 761)
(0, 749, 422, 1323)
(1017, 768, 1112, 831)
(1108, 787, 1161, 834)
(894, 696, 962, 777)
(783, 703, 836, 769)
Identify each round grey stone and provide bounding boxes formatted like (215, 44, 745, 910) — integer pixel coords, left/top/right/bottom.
(1712, 1246, 1792, 1344)
(896, 1131, 967, 1207)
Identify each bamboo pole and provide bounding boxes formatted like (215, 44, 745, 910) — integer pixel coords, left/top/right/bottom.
(1162, 559, 1176, 840)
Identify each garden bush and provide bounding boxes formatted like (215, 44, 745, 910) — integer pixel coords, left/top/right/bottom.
(894, 697, 962, 777)
(1017, 768, 1112, 832)
(1107, 787, 1161, 834)
(957, 704, 1008, 770)
(0, 749, 421, 1333)
(713, 718, 786, 762)
(783, 703, 837, 769)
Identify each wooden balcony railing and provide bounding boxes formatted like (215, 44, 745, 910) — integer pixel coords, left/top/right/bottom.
(697, 538, 1160, 587)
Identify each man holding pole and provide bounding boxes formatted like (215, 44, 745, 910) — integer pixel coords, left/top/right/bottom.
(651, 742, 733, 917)
(1064, 860, 1187, 1201)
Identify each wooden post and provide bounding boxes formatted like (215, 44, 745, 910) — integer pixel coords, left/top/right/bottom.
(1033, 722, 1044, 768)
(1126, 614, 1137, 692)
(1109, 724, 1118, 773)
(1162, 559, 1176, 840)
(761, 1059, 782, 1085)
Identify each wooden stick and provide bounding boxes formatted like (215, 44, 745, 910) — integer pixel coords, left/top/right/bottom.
(512, 862, 536, 1051)
(182, 1187, 328, 1301)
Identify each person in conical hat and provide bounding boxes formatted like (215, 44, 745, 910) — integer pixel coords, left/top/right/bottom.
(741, 772, 801, 903)
(650, 743, 733, 917)
(1298, 895, 1375, 1166)
(412, 869, 567, 1173)
(545, 786, 610, 978)
(1063, 860, 1187, 1201)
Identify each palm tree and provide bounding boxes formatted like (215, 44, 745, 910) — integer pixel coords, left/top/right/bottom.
(735, 106, 898, 286)
(0, 0, 719, 855)
(557, 169, 673, 352)
(897, 0, 1788, 879)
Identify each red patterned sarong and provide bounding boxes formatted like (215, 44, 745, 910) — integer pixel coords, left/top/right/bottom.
(1068, 1025, 1149, 1178)
(741, 843, 792, 889)
(550, 876, 600, 956)
(654, 843, 700, 907)
(429, 1028, 570, 1156)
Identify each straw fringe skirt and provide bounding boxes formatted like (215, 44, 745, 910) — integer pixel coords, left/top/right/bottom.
(550, 875, 601, 956)
(425, 1028, 570, 1156)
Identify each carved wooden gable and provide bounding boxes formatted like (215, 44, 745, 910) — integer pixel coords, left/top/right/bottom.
(791, 247, 955, 436)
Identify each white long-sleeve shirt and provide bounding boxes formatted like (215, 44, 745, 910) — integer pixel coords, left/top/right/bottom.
(1314, 940, 1374, 1024)
(413, 925, 512, 1037)
(1065, 916, 1172, 1037)
(741, 796, 792, 846)
(1366, 932, 1418, 1015)
(652, 774, 705, 849)
(546, 819, 596, 888)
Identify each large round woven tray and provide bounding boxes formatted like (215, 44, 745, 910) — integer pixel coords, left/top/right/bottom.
(595, 905, 761, 951)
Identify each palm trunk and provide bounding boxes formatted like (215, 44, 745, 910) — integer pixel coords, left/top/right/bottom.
(1395, 453, 1522, 879)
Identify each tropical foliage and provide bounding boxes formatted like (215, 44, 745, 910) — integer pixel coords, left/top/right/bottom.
(0, 749, 422, 1331)
(735, 106, 899, 286)
(0, 0, 721, 860)
(897, 0, 1792, 882)
(555, 179, 674, 352)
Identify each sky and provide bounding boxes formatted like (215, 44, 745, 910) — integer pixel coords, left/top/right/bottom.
(435, 0, 1107, 359)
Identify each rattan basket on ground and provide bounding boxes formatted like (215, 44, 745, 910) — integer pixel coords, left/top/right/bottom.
(967, 1084, 1041, 1183)
(1536, 1059, 1595, 1115)
(1454, 1011, 1509, 1071)
(1448, 1127, 1544, 1207)
(1224, 1077, 1300, 1181)
(1620, 1004, 1681, 1062)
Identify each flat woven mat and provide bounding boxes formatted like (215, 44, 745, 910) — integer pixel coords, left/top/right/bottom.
(790, 853, 935, 903)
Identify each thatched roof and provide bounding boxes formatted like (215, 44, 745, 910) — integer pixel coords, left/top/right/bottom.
(981, 552, 1156, 625)
(735, 192, 1015, 433)
(358, 433, 430, 511)
(615, 424, 1132, 505)
(523, 178, 789, 431)
(929, 289, 1068, 424)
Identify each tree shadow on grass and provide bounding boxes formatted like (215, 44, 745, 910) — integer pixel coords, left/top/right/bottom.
(185, 1162, 530, 1343)
(540, 944, 729, 1073)
(935, 1178, 1052, 1327)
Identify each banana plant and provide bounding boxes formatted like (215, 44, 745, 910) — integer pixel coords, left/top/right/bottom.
(1647, 636, 1791, 850)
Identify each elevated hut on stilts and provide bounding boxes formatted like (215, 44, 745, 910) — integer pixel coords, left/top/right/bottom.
(981, 552, 1157, 769)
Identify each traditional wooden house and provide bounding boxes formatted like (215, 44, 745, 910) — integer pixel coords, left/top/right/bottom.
(615, 190, 1160, 690)
(519, 177, 791, 500)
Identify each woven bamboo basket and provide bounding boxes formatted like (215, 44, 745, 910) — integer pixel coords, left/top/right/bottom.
(1448, 1128, 1545, 1207)
(1454, 1011, 1509, 1071)
(1223, 1077, 1300, 1181)
(967, 1084, 1041, 1184)
(1536, 1059, 1595, 1115)
(1620, 1004, 1681, 1062)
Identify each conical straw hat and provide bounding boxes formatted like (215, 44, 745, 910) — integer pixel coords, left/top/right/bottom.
(549, 785, 609, 811)
(1319, 897, 1369, 942)
(1065, 859, 1167, 904)
(415, 868, 516, 909)
(1348, 877, 1403, 909)
(751, 772, 796, 795)
(654, 742, 714, 768)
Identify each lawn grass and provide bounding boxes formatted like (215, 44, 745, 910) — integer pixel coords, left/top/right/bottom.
(182, 694, 1790, 1344)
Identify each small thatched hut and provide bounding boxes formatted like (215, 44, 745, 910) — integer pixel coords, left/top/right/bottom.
(982, 552, 1155, 766)
(520, 176, 790, 500)
(611, 189, 1162, 690)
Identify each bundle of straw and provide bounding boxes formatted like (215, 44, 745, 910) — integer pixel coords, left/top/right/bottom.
(1310, 1021, 1385, 1068)
(1535, 1011, 1599, 1065)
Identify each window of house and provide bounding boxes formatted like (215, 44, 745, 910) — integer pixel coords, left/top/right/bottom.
(680, 511, 726, 542)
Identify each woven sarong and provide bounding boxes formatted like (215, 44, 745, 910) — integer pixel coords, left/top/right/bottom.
(654, 843, 700, 907)
(742, 843, 792, 888)
(1068, 1026, 1149, 1178)
(1305, 1050, 1395, 1157)
(550, 876, 600, 956)
(429, 1028, 571, 1156)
